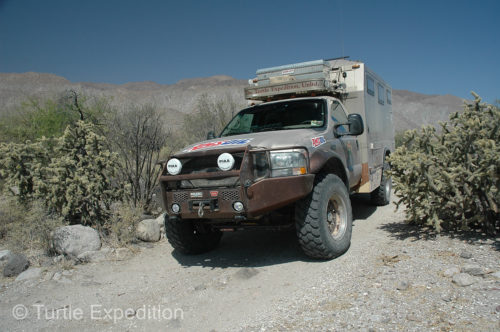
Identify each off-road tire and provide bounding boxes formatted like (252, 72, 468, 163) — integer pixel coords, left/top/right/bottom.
(165, 215, 222, 254)
(295, 174, 353, 259)
(371, 160, 391, 206)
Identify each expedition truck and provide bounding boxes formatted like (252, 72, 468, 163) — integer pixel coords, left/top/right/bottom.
(159, 58, 394, 259)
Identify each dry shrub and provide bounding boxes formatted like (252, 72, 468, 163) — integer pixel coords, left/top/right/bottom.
(0, 197, 65, 254)
(103, 202, 142, 247)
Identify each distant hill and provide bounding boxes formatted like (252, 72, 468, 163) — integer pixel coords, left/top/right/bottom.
(0, 72, 465, 131)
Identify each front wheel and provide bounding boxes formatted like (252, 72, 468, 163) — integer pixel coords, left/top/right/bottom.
(164, 215, 222, 254)
(295, 174, 353, 259)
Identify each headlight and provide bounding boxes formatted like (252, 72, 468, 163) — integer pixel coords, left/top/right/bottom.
(166, 158, 182, 175)
(269, 149, 308, 177)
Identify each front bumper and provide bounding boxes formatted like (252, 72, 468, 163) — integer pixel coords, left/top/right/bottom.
(159, 146, 314, 220)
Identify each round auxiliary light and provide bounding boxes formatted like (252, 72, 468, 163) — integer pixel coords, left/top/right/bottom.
(171, 204, 180, 214)
(233, 201, 244, 212)
(166, 158, 182, 175)
(217, 153, 235, 171)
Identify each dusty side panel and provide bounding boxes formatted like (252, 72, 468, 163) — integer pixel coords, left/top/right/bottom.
(359, 66, 395, 192)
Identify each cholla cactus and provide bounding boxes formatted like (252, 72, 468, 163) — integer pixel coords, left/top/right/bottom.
(0, 138, 51, 203)
(36, 121, 125, 225)
(389, 93, 499, 234)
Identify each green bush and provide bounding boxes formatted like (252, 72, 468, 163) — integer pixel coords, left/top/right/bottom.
(0, 121, 126, 227)
(36, 121, 126, 226)
(389, 93, 499, 234)
(0, 138, 52, 203)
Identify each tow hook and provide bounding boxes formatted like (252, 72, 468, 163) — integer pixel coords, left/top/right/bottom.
(198, 202, 205, 217)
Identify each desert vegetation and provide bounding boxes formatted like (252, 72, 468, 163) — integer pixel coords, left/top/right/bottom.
(0, 90, 241, 253)
(389, 93, 499, 235)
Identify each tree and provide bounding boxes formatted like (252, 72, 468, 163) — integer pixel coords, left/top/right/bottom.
(180, 93, 241, 144)
(106, 104, 169, 212)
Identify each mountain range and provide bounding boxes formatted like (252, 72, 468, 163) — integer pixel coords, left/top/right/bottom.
(0, 72, 466, 132)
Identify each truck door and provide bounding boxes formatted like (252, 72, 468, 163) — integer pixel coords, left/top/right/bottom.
(331, 100, 362, 187)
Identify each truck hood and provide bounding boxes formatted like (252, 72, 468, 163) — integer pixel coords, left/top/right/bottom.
(177, 129, 327, 155)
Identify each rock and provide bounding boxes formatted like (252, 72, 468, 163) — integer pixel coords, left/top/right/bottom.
(51, 225, 101, 257)
(44, 271, 55, 281)
(461, 264, 484, 276)
(0, 250, 12, 269)
(452, 273, 476, 287)
(77, 248, 111, 263)
(155, 213, 166, 233)
(15, 267, 42, 281)
(441, 294, 453, 302)
(52, 271, 62, 281)
(9, 186, 20, 195)
(53, 255, 65, 263)
(491, 271, 500, 279)
(0, 249, 12, 262)
(459, 251, 472, 259)
(136, 219, 161, 242)
(443, 267, 460, 277)
(396, 280, 410, 291)
(3, 253, 30, 277)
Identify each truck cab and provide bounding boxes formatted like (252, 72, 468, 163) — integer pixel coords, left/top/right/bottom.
(160, 58, 394, 259)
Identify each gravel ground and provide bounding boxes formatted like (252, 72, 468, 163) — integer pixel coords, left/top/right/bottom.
(0, 195, 499, 331)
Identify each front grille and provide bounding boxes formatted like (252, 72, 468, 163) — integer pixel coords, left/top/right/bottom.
(179, 152, 244, 175)
(173, 192, 189, 203)
(221, 190, 240, 201)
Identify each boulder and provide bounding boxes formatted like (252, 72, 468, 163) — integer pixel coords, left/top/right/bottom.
(51, 225, 101, 257)
(0, 249, 12, 262)
(155, 213, 166, 234)
(3, 253, 30, 277)
(136, 219, 161, 242)
(0, 250, 12, 269)
(15, 267, 42, 281)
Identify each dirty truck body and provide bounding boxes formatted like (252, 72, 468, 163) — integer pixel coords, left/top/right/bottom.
(160, 58, 394, 259)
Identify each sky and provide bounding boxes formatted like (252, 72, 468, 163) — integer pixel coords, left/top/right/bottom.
(0, 0, 499, 103)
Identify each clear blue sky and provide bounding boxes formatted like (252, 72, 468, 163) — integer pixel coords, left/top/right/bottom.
(0, 0, 498, 103)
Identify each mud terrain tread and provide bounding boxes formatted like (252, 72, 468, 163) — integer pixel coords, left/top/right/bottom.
(371, 161, 391, 206)
(165, 215, 222, 254)
(295, 173, 352, 259)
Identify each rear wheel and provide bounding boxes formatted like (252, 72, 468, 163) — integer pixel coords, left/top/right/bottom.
(164, 215, 222, 254)
(371, 160, 391, 206)
(295, 174, 353, 259)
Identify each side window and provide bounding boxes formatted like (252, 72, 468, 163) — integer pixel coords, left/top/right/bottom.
(378, 84, 385, 105)
(331, 101, 348, 133)
(366, 76, 375, 96)
(386, 89, 392, 105)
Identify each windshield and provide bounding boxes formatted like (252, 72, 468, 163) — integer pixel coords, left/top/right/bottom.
(220, 99, 326, 137)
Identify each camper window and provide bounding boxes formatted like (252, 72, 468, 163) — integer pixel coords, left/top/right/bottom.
(367, 76, 375, 96)
(378, 84, 385, 105)
(386, 89, 392, 105)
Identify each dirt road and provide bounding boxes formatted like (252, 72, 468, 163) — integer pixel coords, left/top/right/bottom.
(1, 196, 499, 331)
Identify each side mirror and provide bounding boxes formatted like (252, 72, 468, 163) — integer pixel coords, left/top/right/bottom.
(207, 131, 216, 140)
(348, 114, 364, 136)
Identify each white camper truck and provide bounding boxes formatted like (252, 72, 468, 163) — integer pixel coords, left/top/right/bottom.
(160, 58, 395, 259)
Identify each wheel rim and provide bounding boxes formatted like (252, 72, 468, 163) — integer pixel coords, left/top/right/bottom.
(327, 193, 347, 239)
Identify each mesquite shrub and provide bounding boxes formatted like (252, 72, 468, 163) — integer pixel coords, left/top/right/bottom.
(389, 93, 499, 234)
